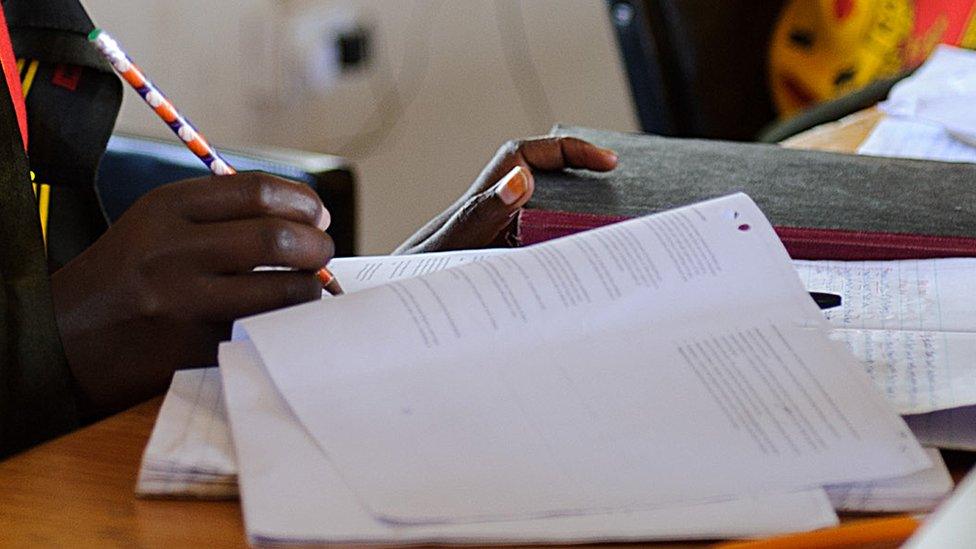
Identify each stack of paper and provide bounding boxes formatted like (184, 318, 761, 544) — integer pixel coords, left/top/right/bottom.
(140, 365, 954, 515)
(824, 449, 952, 513)
(136, 367, 237, 498)
(220, 193, 936, 543)
(137, 194, 965, 543)
(859, 45, 976, 162)
(137, 251, 506, 498)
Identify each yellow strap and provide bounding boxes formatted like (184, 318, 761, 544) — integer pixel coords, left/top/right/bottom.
(37, 183, 50, 247)
(21, 59, 39, 99)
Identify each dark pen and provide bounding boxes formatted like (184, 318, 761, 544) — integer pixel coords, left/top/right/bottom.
(809, 291, 842, 310)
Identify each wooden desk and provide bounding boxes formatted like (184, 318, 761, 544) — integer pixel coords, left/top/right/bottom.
(1, 110, 971, 548)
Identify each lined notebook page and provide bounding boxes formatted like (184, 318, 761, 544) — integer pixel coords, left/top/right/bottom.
(794, 259, 976, 414)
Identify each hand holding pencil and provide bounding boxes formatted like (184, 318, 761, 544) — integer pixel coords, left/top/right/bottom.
(89, 29, 343, 295)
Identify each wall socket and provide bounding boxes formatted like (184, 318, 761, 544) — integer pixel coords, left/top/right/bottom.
(289, 6, 373, 94)
(240, 4, 374, 106)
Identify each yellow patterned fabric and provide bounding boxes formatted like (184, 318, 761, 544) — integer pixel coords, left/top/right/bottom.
(771, 0, 976, 116)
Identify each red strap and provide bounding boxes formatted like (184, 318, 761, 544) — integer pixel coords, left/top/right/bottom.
(0, 5, 27, 150)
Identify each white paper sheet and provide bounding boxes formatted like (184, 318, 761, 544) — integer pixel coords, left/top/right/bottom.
(906, 465, 976, 549)
(136, 367, 237, 498)
(236, 193, 929, 524)
(861, 46, 976, 162)
(884, 46, 976, 113)
(825, 448, 953, 513)
(794, 259, 976, 414)
(882, 45, 976, 142)
(905, 406, 976, 451)
(327, 250, 508, 294)
(138, 250, 514, 498)
(858, 117, 976, 163)
(220, 340, 839, 544)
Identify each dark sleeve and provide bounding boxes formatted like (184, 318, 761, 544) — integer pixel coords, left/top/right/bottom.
(0, 265, 80, 459)
(0, 92, 79, 460)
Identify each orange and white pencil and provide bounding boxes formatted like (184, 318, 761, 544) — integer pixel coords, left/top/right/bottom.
(89, 28, 343, 295)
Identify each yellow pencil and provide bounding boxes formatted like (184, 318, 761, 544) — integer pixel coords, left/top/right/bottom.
(713, 515, 921, 549)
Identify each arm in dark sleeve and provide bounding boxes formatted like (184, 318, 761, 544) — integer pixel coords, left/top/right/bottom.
(0, 156, 79, 459)
(0, 267, 80, 459)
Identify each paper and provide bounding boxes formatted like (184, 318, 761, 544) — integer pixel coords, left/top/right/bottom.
(905, 465, 976, 549)
(861, 46, 976, 162)
(825, 448, 953, 513)
(236, 193, 928, 524)
(138, 249, 512, 498)
(136, 367, 237, 498)
(882, 45, 976, 141)
(144, 365, 958, 514)
(220, 340, 839, 544)
(905, 406, 976, 452)
(326, 250, 507, 294)
(858, 117, 976, 163)
(794, 259, 976, 414)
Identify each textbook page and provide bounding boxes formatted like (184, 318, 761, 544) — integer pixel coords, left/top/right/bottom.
(138, 250, 509, 497)
(219, 340, 839, 543)
(327, 250, 509, 294)
(236, 193, 929, 523)
(795, 259, 976, 414)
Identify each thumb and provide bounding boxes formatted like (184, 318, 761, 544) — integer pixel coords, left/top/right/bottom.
(418, 166, 534, 252)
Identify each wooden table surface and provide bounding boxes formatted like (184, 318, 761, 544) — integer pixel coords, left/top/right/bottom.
(1, 108, 971, 548)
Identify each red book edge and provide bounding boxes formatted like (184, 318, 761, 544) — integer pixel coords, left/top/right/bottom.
(519, 208, 976, 261)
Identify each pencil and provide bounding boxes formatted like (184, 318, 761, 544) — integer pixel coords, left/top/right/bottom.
(88, 29, 343, 296)
(713, 515, 921, 549)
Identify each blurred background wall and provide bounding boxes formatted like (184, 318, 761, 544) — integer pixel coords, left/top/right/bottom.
(80, 0, 637, 254)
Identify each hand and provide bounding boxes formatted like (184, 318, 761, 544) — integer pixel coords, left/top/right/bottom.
(395, 136, 618, 254)
(50, 173, 334, 415)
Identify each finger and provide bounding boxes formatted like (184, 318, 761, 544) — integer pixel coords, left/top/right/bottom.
(514, 137, 618, 172)
(169, 172, 331, 231)
(420, 166, 533, 252)
(201, 271, 323, 321)
(186, 218, 335, 273)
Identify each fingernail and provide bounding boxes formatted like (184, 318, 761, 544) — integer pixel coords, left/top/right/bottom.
(316, 207, 332, 232)
(495, 166, 528, 206)
(601, 147, 619, 162)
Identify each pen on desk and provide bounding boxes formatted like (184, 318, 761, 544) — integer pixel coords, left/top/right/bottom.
(810, 291, 842, 310)
(712, 515, 921, 549)
(88, 29, 344, 296)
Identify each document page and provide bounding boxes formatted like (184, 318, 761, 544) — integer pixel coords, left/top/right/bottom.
(236, 193, 928, 524)
(220, 340, 839, 544)
(327, 250, 508, 294)
(795, 259, 976, 414)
